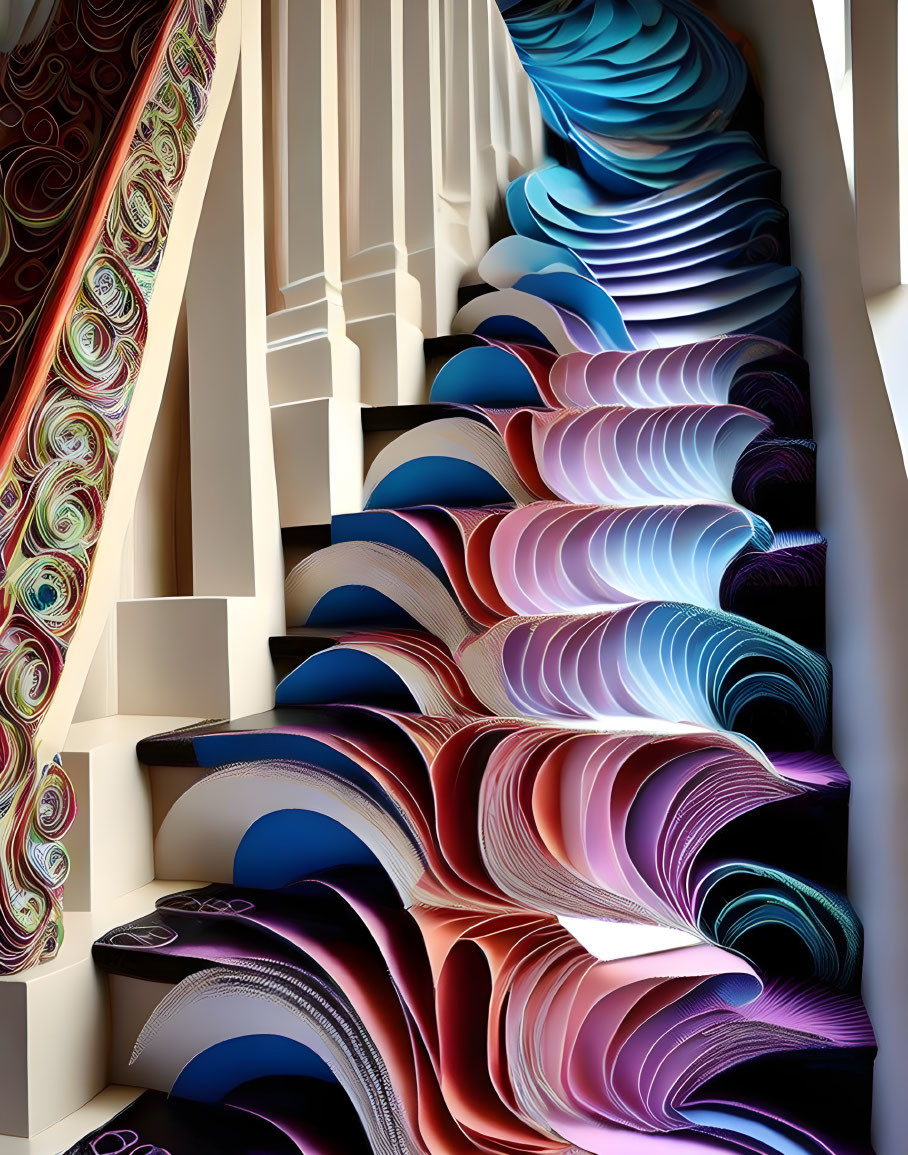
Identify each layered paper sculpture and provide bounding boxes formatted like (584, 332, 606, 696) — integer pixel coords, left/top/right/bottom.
(68, 1, 874, 1153)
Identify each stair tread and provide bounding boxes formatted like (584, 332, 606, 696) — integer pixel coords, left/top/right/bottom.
(361, 402, 471, 432)
(268, 628, 341, 662)
(137, 705, 381, 766)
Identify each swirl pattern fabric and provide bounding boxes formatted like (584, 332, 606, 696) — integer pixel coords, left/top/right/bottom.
(67, 2, 873, 1154)
(0, 0, 226, 972)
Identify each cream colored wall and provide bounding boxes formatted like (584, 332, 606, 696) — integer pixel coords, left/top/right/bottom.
(718, 4, 908, 1153)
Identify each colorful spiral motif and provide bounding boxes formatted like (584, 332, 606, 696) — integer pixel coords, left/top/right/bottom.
(63, 3, 875, 1155)
(0, 0, 171, 412)
(0, 0, 225, 972)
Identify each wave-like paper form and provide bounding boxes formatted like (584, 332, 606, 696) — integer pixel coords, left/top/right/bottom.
(130, 708, 857, 988)
(0, 0, 225, 971)
(362, 404, 771, 509)
(65, 1, 873, 1152)
(432, 335, 811, 437)
(496, 0, 760, 195)
(507, 164, 790, 275)
(285, 545, 831, 744)
(478, 230, 801, 348)
(331, 500, 772, 617)
(90, 876, 871, 1155)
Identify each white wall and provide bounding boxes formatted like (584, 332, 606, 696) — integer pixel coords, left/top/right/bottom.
(718, 3, 908, 1152)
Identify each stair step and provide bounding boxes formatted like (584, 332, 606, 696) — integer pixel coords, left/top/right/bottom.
(5, 1086, 141, 1155)
(92, 883, 327, 983)
(423, 333, 484, 362)
(137, 706, 355, 767)
(92, 908, 211, 986)
(61, 715, 201, 914)
(60, 1089, 305, 1155)
(457, 281, 496, 309)
(423, 333, 486, 385)
(361, 400, 548, 435)
(361, 401, 472, 433)
(268, 627, 340, 664)
(0, 881, 200, 1139)
(278, 523, 331, 553)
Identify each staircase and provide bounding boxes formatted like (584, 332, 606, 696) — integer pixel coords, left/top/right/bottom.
(13, 1, 889, 1154)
